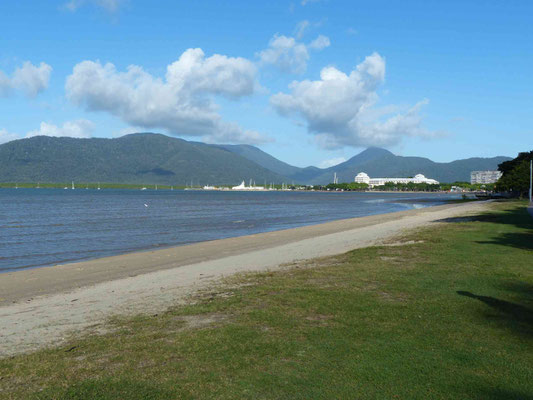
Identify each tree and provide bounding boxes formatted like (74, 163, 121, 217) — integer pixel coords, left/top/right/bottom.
(495, 151, 533, 197)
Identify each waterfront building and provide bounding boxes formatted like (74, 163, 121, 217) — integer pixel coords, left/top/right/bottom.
(354, 172, 439, 188)
(354, 172, 371, 185)
(470, 170, 502, 184)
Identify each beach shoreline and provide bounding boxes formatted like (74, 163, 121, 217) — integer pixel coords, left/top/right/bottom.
(0, 200, 492, 356)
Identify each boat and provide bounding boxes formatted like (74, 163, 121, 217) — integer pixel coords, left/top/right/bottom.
(231, 180, 265, 191)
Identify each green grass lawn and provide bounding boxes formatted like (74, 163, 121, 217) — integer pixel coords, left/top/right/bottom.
(1, 201, 532, 399)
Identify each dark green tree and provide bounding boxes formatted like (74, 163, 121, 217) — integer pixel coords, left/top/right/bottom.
(495, 151, 533, 197)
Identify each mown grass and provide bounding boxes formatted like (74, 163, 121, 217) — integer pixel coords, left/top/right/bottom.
(1, 201, 532, 399)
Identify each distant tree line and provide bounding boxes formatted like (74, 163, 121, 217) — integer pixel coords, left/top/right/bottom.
(318, 181, 495, 192)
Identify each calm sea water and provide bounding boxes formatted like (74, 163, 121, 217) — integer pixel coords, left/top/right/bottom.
(0, 189, 460, 272)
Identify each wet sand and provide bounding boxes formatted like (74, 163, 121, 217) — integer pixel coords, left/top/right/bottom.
(0, 201, 491, 356)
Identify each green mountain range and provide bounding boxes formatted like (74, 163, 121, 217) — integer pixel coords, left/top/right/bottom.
(0, 133, 286, 185)
(0, 133, 510, 185)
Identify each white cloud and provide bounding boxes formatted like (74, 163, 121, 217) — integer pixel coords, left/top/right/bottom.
(26, 119, 95, 139)
(301, 0, 322, 5)
(66, 48, 269, 144)
(0, 129, 20, 144)
(258, 35, 309, 74)
(0, 71, 11, 96)
(257, 34, 330, 74)
(271, 52, 435, 149)
(346, 27, 358, 35)
(309, 35, 330, 51)
(319, 157, 346, 168)
(294, 20, 310, 39)
(112, 126, 146, 138)
(0, 62, 52, 98)
(64, 0, 124, 12)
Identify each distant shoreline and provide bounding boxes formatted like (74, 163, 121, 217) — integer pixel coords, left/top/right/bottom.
(0, 185, 468, 195)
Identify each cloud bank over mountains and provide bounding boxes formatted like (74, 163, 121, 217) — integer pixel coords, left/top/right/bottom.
(271, 52, 434, 149)
(26, 120, 95, 139)
(0, 62, 52, 98)
(0, 119, 95, 144)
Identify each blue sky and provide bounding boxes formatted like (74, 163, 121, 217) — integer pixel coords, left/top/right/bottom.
(0, 0, 531, 168)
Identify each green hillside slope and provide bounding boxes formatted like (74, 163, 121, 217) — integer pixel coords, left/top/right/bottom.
(0, 133, 287, 185)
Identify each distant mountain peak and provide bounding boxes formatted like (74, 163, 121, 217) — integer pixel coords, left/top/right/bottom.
(359, 147, 394, 157)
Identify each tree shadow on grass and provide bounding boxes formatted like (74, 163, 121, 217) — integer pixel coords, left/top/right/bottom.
(500, 281, 533, 302)
(476, 387, 533, 400)
(457, 291, 533, 337)
(436, 202, 532, 230)
(437, 203, 533, 251)
(476, 232, 533, 251)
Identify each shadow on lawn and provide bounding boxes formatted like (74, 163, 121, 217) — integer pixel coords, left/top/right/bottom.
(457, 291, 533, 336)
(437, 202, 533, 251)
(437, 202, 532, 229)
(477, 232, 533, 251)
(478, 387, 533, 400)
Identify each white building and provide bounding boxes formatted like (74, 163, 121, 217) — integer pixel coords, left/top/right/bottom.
(354, 172, 371, 185)
(354, 172, 439, 188)
(470, 170, 502, 184)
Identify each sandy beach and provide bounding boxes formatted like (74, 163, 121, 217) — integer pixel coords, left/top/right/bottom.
(0, 201, 491, 357)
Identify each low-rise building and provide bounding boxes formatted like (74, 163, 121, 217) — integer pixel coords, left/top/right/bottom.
(470, 170, 502, 184)
(354, 172, 439, 188)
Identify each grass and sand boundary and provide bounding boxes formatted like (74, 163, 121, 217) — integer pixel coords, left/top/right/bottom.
(1, 201, 490, 355)
(1, 200, 531, 398)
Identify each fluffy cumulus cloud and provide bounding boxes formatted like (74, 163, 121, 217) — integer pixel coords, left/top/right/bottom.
(26, 119, 95, 139)
(64, 0, 124, 12)
(271, 52, 434, 148)
(257, 34, 330, 74)
(66, 48, 268, 144)
(0, 62, 52, 98)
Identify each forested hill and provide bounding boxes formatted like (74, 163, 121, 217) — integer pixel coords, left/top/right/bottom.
(0, 133, 287, 185)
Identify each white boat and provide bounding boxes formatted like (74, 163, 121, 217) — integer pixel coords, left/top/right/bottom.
(203, 185, 216, 190)
(231, 180, 265, 191)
